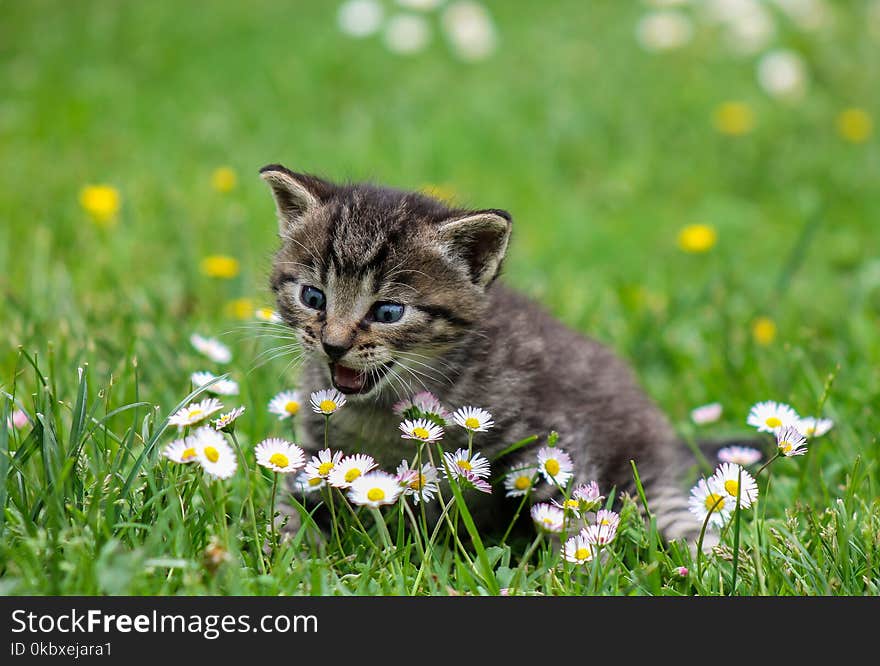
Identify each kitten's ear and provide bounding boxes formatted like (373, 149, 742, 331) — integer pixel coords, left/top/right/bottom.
(259, 164, 333, 236)
(437, 209, 512, 287)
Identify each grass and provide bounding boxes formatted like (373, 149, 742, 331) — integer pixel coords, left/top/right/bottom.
(1, 0, 879, 595)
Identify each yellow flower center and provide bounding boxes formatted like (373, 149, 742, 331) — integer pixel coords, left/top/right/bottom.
(319, 399, 337, 413)
(224, 297, 254, 320)
(564, 499, 580, 510)
(308, 477, 323, 487)
(409, 474, 425, 490)
(367, 488, 385, 502)
(514, 476, 531, 491)
(724, 480, 739, 496)
(765, 416, 782, 428)
(677, 224, 718, 254)
(574, 547, 591, 561)
(804, 426, 815, 436)
(269, 452, 289, 468)
(182, 447, 197, 461)
(285, 401, 300, 415)
(599, 518, 611, 526)
(79, 185, 121, 226)
(713, 101, 755, 136)
(544, 459, 560, 477)
(703, 493, 725, 512)
(317, 462, 334, 476)
(211, 166, 237, 193)
(188, 408, 203, 419)
(204, 446, 220, 463)
(456, 459, 472, 471)
(344, 468, 362, 483)
(780, 441, 792, 454)
(837, 108, 873, 144)
(257, 307, 275, 320)
(752, 317, 777, 346)
(542, 518, 554, 526)
(412, 427, 430, 440)
(464, 416, 481, 429)
(199, 255, 240, 279)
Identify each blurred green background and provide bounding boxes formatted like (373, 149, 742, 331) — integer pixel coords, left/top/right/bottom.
(1, 0, 878, 427)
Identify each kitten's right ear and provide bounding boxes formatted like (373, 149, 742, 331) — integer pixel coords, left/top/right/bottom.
(259, 164, 333, 236)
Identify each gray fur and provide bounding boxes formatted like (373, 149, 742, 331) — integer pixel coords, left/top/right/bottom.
(261, 164, 703, 542)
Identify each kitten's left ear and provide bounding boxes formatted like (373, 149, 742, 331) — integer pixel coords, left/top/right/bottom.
(259, 164, 334, 236)
(437, 209, 512, 288)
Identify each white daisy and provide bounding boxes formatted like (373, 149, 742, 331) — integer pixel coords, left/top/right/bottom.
(552, 497, 584, 515)
(562, 533, 597, 564)
(441, 1, 498, 62)
(747, 400, 799, 433)
(168, 398, 224, 428)
(718, 445, 763, 466)
(536, 446, 574, 487)
(304, 448, 344, 480)
(254, 438, 306, 474)
(191, 427, 237, 480)
(757, 49, 808, 101)
(191, 371, 239, 396)
(458, 470, 492, 494)
(582, 521, 617, 547)
(441, 448, 491, 480)
(254, 307, 282, 323)
(291, 471, 325, 494)
(393, 391, 451, 421)
(348, 471, 403, 508)
(635, 10, 694, 52)
(268, 390, 303, 420)
(399, 418, 444, 443)
(796, 417, 833, 438)
(452, 406, 495, 433)
(711, 462, 759, 509)
(396, 460, 439, 504)
(310, 388, 347, 415)
(775, 425, 808, 457)
(328, 453, 378, 488)
(338, 0, 384, 38)
(212, 406, 246, 432)
(162, 438, 199, 464)
(690, 402, 723, 425)
(530, 503, 565, 533)
(572, 481, 604, 512)
(688, 477, 732, 528)
(190, 333, 232, 364)
(595, 509, 621, 537)
(383, 13, 431, 56)
(503, 466, 538, 498)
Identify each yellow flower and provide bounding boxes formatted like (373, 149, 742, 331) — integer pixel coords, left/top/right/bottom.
(211, 167, 238, 193)
(419, 183, 458, 202)
(836, 108, 873, 144)
(712, 101, 755, 136)
(79, 185, 121, 227)
(225, 297, 254, 320)
(751, 316, 777, 346)
(677, 224, 717, 253)
(200, 255, 240, 279)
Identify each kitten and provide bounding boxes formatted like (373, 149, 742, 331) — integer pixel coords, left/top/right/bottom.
(261, 163, 702, 541)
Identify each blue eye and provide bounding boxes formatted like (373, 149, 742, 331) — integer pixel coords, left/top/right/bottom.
(300, 285, 326, 310)
(372, 302, 405, 324)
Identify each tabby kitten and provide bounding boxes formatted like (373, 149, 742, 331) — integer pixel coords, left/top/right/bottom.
(261, 163, 701, 541)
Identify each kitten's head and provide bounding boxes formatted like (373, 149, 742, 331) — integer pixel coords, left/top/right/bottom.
(260, 164, 511, 399)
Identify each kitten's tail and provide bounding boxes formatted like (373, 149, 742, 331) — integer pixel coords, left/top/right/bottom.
(643, 437, 768, 546)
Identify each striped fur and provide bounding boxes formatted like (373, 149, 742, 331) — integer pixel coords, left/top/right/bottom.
(261, 165, 705, 542)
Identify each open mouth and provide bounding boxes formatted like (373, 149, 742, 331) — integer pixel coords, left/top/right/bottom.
(329, 362, 394, 395)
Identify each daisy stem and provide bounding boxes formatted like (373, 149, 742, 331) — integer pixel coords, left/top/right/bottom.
(509, 533, 543, 595)
(229, 431, 265, 575)
(730, 469, 743, 595)
(410, 495, 459, 595)
(416, 444, 430, 546)
(467, 430, 474, 458)
(695, 495, 725, 583)
(336, 489, 376, 551)
(755, 451, 781, 477)
(500, 472, 540, 544)
(324, 483, 343, 554)
(269, 473, 279, 554)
